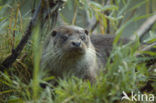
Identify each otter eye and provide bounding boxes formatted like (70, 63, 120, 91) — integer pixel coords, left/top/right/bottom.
(80, 36, 86, 40)
(84, 29, 88, 35)
(51, 30, 57, 37)
(62, 35, 68, 41)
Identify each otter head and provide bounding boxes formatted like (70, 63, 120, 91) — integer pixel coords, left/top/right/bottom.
(50, 25, 90, 57)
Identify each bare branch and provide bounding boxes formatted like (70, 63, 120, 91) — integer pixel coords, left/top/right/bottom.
(131, 14, 156, 41)
(0, 0, 65, 71)
(0, 1, 41, 71)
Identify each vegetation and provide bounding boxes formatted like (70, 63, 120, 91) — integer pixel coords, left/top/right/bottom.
(0, 0, 156, 103)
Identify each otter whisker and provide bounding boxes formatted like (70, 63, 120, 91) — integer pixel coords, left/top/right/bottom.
(88, 48, 101, 57)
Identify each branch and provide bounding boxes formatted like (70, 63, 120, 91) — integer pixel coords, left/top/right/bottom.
(0, 1, 41, 71)
(105, 0, 111, 34)
(137, 42, 156, 67)
(140, 42, 156, 52)
(86, 0, 111, 33)
(0, 0, 65, 71)
(131, 14, 156, 41)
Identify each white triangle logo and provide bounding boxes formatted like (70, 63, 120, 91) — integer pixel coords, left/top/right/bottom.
(121, 91, 131, 101)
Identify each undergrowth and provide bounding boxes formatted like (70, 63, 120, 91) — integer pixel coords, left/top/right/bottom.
(0, 31, 155, 102)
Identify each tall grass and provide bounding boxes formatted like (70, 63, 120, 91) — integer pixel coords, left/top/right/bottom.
(32, 24, 42, 102)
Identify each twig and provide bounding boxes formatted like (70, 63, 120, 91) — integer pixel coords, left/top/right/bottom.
(0, 1, 41, 71)
(0, 0, 65, 71)
(136, 43, 156, 68)
(72, 1, 78, 25)
(131, 14, 156, 41)
(90, 20, 99, 32)
(140, 42, 156, 52)
(86, 0, 111, 33)
(105, 0, 111, 34)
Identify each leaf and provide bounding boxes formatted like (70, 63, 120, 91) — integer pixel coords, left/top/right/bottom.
(134, 13, 153, 21)
(128, 0, 147, 12)
(143, 31, 156, 43)
(0, 17, 7, 22)
(0, 6, 3, 11)
(101, 5, 118, 11)
(140, 51, 156, 56)
(105, 15, 123, 21)
(43, 76, 55, 81)
(0, 89, 15, 94)
(89, 1, 103, 9)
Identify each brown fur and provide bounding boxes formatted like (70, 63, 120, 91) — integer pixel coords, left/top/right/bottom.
(91, 34, 130, 65)
(41, 25, 99, 82)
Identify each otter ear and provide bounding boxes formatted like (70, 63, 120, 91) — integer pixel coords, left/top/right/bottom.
(51, 30, 57, 37)
(84, 29, 89, 35)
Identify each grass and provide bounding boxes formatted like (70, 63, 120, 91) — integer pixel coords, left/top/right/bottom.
(0, 32, 155, 102)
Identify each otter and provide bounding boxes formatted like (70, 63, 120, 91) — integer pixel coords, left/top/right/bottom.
(41, 25, 100, 82)
(91, 34, 130, 65)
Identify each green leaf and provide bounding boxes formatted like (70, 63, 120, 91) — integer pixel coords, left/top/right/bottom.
(128, 0, 147, 12)
(89, 1, 103, 9)
(101, 5, 118, 11)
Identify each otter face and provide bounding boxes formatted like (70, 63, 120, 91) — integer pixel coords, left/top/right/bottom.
(50, 26, 90, 56)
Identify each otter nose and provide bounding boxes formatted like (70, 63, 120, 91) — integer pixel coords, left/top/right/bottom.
(72, 41, 81, 47)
